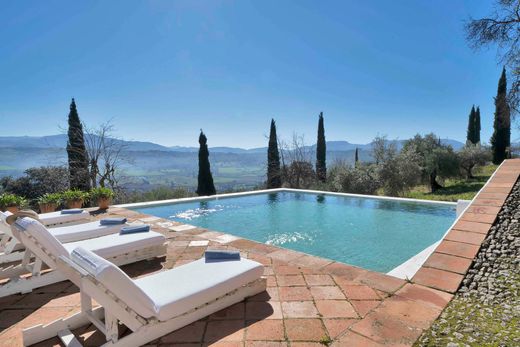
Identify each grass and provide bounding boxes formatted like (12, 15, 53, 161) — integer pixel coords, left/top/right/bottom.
(404, 164, 498, 202)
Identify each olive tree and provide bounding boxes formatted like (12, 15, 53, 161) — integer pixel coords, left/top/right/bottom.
(458, 144, 491, 179)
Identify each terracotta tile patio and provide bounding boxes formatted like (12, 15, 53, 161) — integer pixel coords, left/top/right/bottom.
(0, 159, 518, 346)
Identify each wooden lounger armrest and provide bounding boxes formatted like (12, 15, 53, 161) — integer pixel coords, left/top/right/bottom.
(57, 255, 90, 277)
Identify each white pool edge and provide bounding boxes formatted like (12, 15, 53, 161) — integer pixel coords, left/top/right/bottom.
(115, 187, 457, 209)
(386, 161, 505, 279)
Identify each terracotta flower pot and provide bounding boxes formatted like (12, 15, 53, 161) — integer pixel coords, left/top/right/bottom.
(66, 199, 83, 209)
(6, 206, 19, 214)
(39, 203, 57, 214)
(97, 197, 111, 210)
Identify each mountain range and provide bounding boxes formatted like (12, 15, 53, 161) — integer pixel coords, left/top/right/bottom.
(0, 134, 466, 191)
(0, 134, 466, 153)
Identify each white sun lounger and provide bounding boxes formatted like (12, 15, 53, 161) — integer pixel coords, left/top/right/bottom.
(0, 217, 167, 298)
(0, 219, 128, 265)
(0, 210, 90, 229)
(23, 247, 266, 347)
(0, 210, 90, 261)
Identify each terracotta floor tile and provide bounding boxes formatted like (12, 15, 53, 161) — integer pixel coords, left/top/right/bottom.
(245, 342, 288, 347)
(0, 309, 33, 328)
(471, 198, 506, 207)
(322, 318, 358, 339)
(273, 265, 305, 275)
(436, 239, 480, 259)
(209, 303, 245, 320)
(476, 192, 509, 201)
(315, 300, 358, 318)
(281, 301, 319, 318)
(350, 300, 381, 318)
(204, 320, 245, 342)
(279, 286, 312, 301)
(452, 220, 492, 234)
(161, 321, 206, 343)
(284, 319, 327, 341)
(395, 284, 453, 311)
(266, 276, 277, 287)
(205, 341, 243, 347)
(245, 319, 284, 341)
(412, 267, 464, 293)
(423, 252, 473, 274)
(245, 301, 283, 320)
(322, 263, 367, 281)
(276, 275, 306, 287)
(349, 311, 423, 345)
(332, 331, 384, 346)
(339, 284, 380, 301)
(383, 296, 441, 327)
(356, 272, 405, 294)
(465, 205, 502, 215)
(291, 255, 333, 269)
(460, 212, 497, 224)
(268, 249, 305, 262)
(248, 287, 279, 302)
(304, 274, 334, 286)
(310, 286, 346, 300)
(445, 229, 487, 246)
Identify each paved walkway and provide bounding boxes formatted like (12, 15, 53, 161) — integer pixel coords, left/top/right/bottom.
(0, 159, 518, 346)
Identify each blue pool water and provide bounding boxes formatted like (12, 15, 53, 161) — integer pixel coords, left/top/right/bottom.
(132, 192, 456, 272)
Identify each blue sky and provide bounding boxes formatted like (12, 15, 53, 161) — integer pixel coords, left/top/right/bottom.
(0, 0, 517, 148)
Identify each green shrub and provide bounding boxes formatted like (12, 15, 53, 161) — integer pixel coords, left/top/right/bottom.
(90, 187, 114, 200)
(62, 189, 88, 202)
(0, 193, 27, 210)
(37, 193, 62, 205)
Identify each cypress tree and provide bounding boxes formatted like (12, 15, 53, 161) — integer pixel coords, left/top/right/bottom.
(491, 68, 511, 164)
(267, 119, 282, 188)
(354, 147, 359, 166)
(466, 105, 476, 144)
(315, 112, 326, 182)
(66, 98, 91, 191)
(196, 131, 216, 196)
(474, 106, 481, 144)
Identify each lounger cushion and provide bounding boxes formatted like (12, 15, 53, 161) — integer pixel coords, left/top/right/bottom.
(49, 221, 124, 243)
(135, 257, 264, 321)
(71, 247, 157, 319)
(63, 231, 166, 259)
(20, 217, 69, 259)
(38, 210, 90, 226)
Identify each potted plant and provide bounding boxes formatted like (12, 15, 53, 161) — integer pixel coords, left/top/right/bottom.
(62, 189, 87, 209)
(90, 187, 114, 210)
(0, 193, 27, 213)
(37, 193, 62, 213)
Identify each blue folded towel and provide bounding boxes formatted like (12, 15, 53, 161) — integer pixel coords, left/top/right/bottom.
(100, 217, 127, 225)
(204, 250, 241, 262)
(61, 209, 84, 215)
(120, 225, 150, 234)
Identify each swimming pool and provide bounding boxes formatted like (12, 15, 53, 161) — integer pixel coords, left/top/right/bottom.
(131, 191, 456, 272)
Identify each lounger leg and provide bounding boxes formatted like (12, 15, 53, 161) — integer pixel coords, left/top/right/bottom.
(105, 312, 119, 343)
(23, 306, 105, 346)
(0, 270, 66, 298)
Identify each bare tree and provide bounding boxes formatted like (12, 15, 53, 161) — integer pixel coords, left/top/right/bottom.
(83, 121, 129, 191)
(279, 133, 316, 188)
(465, 0, 520, 114)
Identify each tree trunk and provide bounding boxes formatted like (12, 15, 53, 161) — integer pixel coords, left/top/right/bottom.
(429, 170, 443, 193)
(466, 166, 475, 180)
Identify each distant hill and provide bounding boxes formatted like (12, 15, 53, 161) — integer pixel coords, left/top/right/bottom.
(0, 135, 466, 153)
(0, 134, 469, 191)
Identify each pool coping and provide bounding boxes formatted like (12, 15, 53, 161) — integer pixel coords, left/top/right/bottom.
(115, 187, 457, 209)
